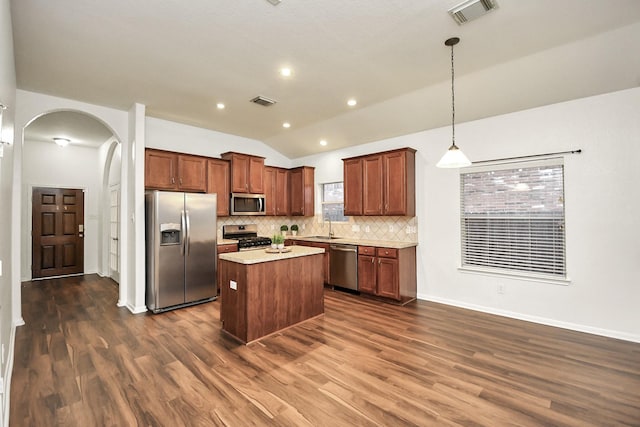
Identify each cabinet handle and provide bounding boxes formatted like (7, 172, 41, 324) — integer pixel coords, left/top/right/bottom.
(371, 258, 374, 264)
(180, 178, 183, 185)
(171, 177, 175, 184)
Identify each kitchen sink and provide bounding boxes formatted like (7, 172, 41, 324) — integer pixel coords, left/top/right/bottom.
(307, 235, 342, 239)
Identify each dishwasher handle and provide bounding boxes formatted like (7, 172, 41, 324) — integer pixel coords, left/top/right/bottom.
(330, 245, 357, 253)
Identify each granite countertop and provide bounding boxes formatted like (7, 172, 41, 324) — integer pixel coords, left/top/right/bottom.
(287, 235, 417, 249)
(218, 245, 324, 265)
(218, 238, 239, 245)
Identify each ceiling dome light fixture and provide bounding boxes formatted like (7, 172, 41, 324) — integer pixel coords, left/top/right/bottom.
(216, 103, 225, 110)
(347, 98, 357, 107)
(53, 137, 70, 147)
(280, 67, 292, 77)
(282, 122, 291, 128)
(319, 139, 327, 146)
(436, 37, 472, 168)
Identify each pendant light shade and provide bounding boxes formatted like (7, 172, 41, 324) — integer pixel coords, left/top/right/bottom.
(436, 142, 471, 168)
(437, 37, 471, 168)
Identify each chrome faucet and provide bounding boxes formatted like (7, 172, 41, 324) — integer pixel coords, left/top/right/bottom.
(325, 217, 334, 238)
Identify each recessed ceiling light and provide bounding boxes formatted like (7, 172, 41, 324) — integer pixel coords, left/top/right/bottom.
(347, 99, 357, 107)
(282, 122, 291, 128)
(216, 103, 225, 110)
(280, 67, 292, 77)
(319, 139, 327, 146)
(53, 137, 70, 147)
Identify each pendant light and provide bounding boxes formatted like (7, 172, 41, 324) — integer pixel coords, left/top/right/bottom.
(436, 37, 472, 168)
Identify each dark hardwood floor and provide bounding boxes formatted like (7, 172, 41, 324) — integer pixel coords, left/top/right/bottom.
(10, 274, 640, 426)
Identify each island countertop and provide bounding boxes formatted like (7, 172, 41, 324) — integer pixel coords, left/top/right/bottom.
(218, 245, 324, 265)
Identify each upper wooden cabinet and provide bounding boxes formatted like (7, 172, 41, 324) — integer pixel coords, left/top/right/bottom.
(343, 147, 416, 216)
(207, 158, 230, 216)
(221, 152, 265, 194)
(145, 149, 207, 192)
(264, 167, 290, 216)
(343, 158, 363, 216)
(289, 166, 314, 216)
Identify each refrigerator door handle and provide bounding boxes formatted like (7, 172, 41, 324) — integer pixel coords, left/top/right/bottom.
(185, 210, 191, 255)
(180, 209, 186, 256)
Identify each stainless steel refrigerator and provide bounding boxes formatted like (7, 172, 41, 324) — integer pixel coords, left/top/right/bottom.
(145, 190, 217, 313)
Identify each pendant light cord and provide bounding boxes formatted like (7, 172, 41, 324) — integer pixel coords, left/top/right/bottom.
(450, 42, 456, 147)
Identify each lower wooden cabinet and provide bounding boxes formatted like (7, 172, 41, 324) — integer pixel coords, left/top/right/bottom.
(358, 245, 416, 303)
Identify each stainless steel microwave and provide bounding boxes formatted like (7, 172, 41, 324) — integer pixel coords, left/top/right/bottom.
(230, 193, 266, 216)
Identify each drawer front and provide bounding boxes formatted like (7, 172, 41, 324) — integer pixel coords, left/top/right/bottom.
(376, 247, 397, 258)
(358, 246, 375, 255)
(217, 244, 238, 254)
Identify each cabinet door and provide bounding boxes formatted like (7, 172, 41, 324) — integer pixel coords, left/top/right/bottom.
(289, 168, 304, 215)
(178, 155, 207, 192)
(264, 167, 277, 215)
(229, 154, 250, 193)
(248, 157, 265, 193)
(207, 159, 230, 216)
(275, 168, 290, 216)
(310, 242, 330, 284)
(383, 151, 407, 215)
(357, 255, 377, 294)
(343, 158, 363, 216)
(377, 257, 399, 300)
(362, 155, 383, 215)
(145, 149, 177, 190)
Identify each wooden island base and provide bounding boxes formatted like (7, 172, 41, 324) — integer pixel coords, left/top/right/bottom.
(219, 249, 324, 344)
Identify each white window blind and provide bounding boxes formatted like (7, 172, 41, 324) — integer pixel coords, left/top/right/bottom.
(460, 160, 566, 278)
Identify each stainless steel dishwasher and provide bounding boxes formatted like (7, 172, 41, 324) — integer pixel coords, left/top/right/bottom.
(329, 243, 358, 290)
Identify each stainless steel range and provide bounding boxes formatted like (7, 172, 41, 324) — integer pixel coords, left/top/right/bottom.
(222, 224, 272, 250)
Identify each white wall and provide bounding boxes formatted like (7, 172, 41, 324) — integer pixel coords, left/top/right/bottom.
(299, 87, 640, 342)
(145, 117, 292, 168)
(21, 140, 102, 279)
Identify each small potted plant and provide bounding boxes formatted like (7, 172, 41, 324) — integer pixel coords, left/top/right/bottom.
(290, 224, 299, 236)
(280, 224, 289, 236)
(272, 234, 285, 250)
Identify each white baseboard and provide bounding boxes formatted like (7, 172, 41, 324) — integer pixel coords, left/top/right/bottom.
(417, 293, 640, 344)
(126, 303, 147, 314)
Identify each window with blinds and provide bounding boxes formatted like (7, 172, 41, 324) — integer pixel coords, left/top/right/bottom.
(460, 160, 566, 278)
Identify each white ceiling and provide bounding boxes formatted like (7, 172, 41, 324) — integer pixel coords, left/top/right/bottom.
(12, 0, 640, 158)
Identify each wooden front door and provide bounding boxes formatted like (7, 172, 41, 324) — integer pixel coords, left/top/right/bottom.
(32, 187, 85, 279)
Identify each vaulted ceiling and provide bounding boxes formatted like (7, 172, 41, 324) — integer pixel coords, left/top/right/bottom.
(11, 0, 640, 157)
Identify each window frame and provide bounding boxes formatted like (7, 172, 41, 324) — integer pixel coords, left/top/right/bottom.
(320, 181, 348, 223)
(458, 158, 569, 284)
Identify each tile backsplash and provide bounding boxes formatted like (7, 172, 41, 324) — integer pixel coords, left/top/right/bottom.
(218, 215, 417, 242)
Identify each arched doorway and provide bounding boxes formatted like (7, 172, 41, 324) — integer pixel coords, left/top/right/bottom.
(22, 110, 122, 284)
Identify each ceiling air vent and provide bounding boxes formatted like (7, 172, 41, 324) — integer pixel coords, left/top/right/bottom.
(250, 96, 277, 107)
(448, 0, 498, 25)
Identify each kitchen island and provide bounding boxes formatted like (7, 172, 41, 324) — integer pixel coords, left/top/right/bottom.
(218, 246, 325, 344)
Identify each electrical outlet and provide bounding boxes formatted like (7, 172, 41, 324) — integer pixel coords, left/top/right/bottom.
(230, 280, 237, 290)
(270, 224, 275, 230)
(365, 226, 370, 233)
(352, 225, 360, 232)
(497, 283, 505, 294)
(389, 225, 394, 232)
(302, 224, 306, 230)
